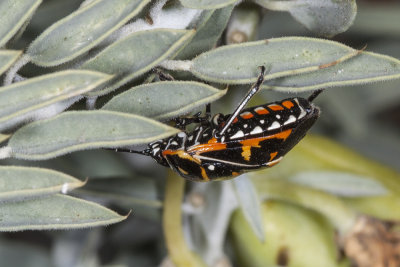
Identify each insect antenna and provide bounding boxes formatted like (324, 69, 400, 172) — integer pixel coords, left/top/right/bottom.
(105, 147, 151, 156)
(215, 66, 266, 138)
(308, 89, 324, 102)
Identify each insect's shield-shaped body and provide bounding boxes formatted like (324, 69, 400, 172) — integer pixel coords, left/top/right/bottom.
(146, 97, 320, 181)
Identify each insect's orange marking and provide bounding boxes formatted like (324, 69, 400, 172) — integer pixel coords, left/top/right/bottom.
(240, 112, 254, 119)
(200, 167, 209, 181)
(269, 151, 278, 161)
(208, 137, 218, 144)
(255, 107, 269, 115)
(162, 150, 201, 164)
(178, 167, 189, 175)
(241, 146, 251, 161)
(282, 100, 294, 109)
(239, 129, 292, 147)
(232, 172, 240, 176)
(268, 104, 284, 111)
(187, 142, 227, 154)
(267, 157, 282, 167)
(233, 117, 239, 123)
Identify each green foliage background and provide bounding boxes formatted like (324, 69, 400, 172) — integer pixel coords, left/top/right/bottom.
(0, 0, 400, 266)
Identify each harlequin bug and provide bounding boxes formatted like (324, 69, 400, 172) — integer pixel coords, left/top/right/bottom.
(113, 67, 322, 181)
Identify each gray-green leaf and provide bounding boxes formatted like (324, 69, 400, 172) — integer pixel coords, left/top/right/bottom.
(0, 50, 21, 76)
(233, 175, 265, 242)
(0, 0, 42, 47)
(82, 29, 195, 97)
(102, 81, 227, 120)
(0, 70, 112, 131)
(263, 51, 400, 91)
(0, 194, 126, 231)
(288, 171, 388, 197)
(5, 110, 179, 160)
(27, 0, 151, 66)
(255, 0, 357, 37)
(179, 0, 237, 9)
(190, 37, 356, 84)
(175, 5, 234, 60)
(0, 166, 84, 202)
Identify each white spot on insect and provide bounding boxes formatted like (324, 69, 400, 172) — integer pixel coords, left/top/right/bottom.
(243, 124, 248, 128)
(298, 106, 306, 119)
(227, 128, 231, 133)
(260, 120, 265, 124)
(178, 132, 186, 138)
(250, 126, 263, 135)
(171, 141, 179, 146)
(203, 133, 208, 137)
(284, 115, 296, 125)
(230, 130, 245, 139)
(208, 165, 215, 171)
(221, 136, 225, 143)
(188, 135, 193, 141)
(276, 115, 281, 119)
(267, 121, 280, 130)
(61, 183, 69, 194)
(153, 147, 160, 155)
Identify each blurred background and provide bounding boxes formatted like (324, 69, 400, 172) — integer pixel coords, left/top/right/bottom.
(0, 0, 399, 266)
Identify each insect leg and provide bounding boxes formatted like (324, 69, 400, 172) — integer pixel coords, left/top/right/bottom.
(308, 89, 324, 102)
(215, 66, 266, 137)
(153, 68, 175, 81)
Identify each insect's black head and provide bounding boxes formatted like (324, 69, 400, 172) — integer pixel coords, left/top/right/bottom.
(146, 140, 169, 167)
(278, 97, 320, 154)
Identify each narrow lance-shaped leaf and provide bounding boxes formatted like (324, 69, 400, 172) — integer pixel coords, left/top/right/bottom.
(3, 110, 179, 160)
(0, 70, 112, 131)
(233, 175, 265, 242)
(288, 171, 388, 197)
(0, 0, 42, 47)
(190, 37, 357, 84)
(179, 0, 237, 9)
(0, 50, 21, 76)
(102, 81, 227, 120)
(263, 51, 400, 92)
(175, 5, 234, 60)
(255, 0, 357, 37)
(0, 166, 85, 202)
(0, 194, 126, 231)
(82, 29, 196, 97)
(27, 0, 151, 66)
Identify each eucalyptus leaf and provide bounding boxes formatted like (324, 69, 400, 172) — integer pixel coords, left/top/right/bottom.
(102, 81, 226, 120)
(0, 194, 126, 231)
(233, 175, 265, 242)
(0, 166, 85, 202)
(190, 37, 356, 84)
(0, 70, 112, 131)
(288, 171, 388, 197)
(176, 5, 234, 60)
(255, 0, 357, 37)
(263, 51, 400, 91)
(0, 0, 42, 47)
(79, 177, 162, 208)
(179, 0, 237, 9)
(0, 50, 21, 76)
(5, 110, 179, 160)
(27, 0, 151, 66)
(82, 29, 195, 97)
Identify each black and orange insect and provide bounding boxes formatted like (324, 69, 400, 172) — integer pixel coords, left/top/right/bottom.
(114, 67, 322, 181)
